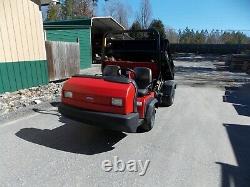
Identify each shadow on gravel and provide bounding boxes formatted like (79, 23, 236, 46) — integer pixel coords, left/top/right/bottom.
(174, 54, 221, 62)
(15, 116, 126, 155)
(50, 102, 61, 107)
(223, 84, 250, 117)
(217, 123, 250, 187)
(175, 66, 215, 74)
(32, 108, 60, 116)
(32, 102, 61, 116)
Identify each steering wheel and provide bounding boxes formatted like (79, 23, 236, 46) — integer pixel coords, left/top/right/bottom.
(125, 68, 136, 74)
(124, 68, 136, 79)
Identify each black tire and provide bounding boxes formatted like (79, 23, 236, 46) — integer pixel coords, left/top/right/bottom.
(140, 106, 156, 132)
(160, 90, 175, 107)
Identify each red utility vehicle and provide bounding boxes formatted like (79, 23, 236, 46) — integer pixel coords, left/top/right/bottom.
(59, 30, 176, 132)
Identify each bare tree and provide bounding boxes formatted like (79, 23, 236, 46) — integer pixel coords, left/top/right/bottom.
(104, 0, 117, 18)
(104, 0, 129, 28)
(116, 2, 129, 28)
(73, 0, 94, 17)
(137, 0, 152, 29)
(62, 0, 94, 18)
(165, 27, 179, 43)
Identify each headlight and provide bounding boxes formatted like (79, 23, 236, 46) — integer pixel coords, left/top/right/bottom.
(64, 91, 73, 98)
(111, 98, 123, 107)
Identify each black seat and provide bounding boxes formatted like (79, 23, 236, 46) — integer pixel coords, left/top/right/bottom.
(134, 67, 152, 96)
(103, 65, 121, 76)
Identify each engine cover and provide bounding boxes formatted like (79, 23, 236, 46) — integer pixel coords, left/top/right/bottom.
(61, 76, 136, 115)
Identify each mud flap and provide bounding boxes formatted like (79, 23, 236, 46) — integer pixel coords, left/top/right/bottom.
(145, 98, 158, 123)
(139, 98, 158, 132)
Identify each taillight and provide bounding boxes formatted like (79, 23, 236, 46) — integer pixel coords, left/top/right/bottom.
(111, 98, 123, 107)
(64, 91, 73, 98)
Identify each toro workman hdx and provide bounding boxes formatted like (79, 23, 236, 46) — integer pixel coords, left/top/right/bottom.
(59, 29, 176, 132)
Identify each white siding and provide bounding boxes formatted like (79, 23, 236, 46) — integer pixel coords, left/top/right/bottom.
(0, 0, 46, 63)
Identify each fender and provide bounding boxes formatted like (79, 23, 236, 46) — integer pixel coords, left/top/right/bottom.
(145, 98, 158, 123)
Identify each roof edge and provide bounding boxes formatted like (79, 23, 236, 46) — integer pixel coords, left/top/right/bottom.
(92, 16, 125, 30)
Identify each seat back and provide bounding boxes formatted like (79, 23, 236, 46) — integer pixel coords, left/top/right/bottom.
(103, 61, 159, 79)
(103, 65, 121, 76)
(134, 67, 152, 89)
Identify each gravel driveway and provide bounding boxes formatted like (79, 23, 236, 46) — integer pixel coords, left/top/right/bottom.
(0, 54, 249, 187)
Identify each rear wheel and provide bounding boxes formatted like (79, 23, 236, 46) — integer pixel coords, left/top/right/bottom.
(161, 96, 173, 107)
(160, 90, 175, 107)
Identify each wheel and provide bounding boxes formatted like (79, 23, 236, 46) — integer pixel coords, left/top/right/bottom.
(161, 96, 174, 107)
(160, 90, 175, 107)
(140, 106, 156, 132)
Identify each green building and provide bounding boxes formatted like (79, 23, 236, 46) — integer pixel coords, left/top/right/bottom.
(0, 14, 124, 94)
(0, 0, 48, 94)
(44, 17, 124, 70)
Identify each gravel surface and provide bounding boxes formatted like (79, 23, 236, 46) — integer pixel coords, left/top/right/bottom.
(0, 54, 249, 187)
(0, 65, 102, 120)
(175, 54, 250, 87)
(1, 55, 249, 121)
(0, 83, 63, 118)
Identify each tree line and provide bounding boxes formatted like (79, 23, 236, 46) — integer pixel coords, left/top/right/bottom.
(165, 28, 250, 44)
(46, 0, 250, 44)
(47, 0, 97, 20)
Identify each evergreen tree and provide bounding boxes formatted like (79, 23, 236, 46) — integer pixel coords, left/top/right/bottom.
(129, 21, 143, 39)
(47, 4, 61, 21)
(63, 0, 74, 19)
(148, 19, 166, 39)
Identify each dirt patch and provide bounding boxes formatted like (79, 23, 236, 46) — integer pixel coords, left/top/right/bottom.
(174, 54, 250, 88)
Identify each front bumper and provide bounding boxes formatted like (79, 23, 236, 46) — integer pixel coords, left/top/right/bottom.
(59, 103, 140, 133)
